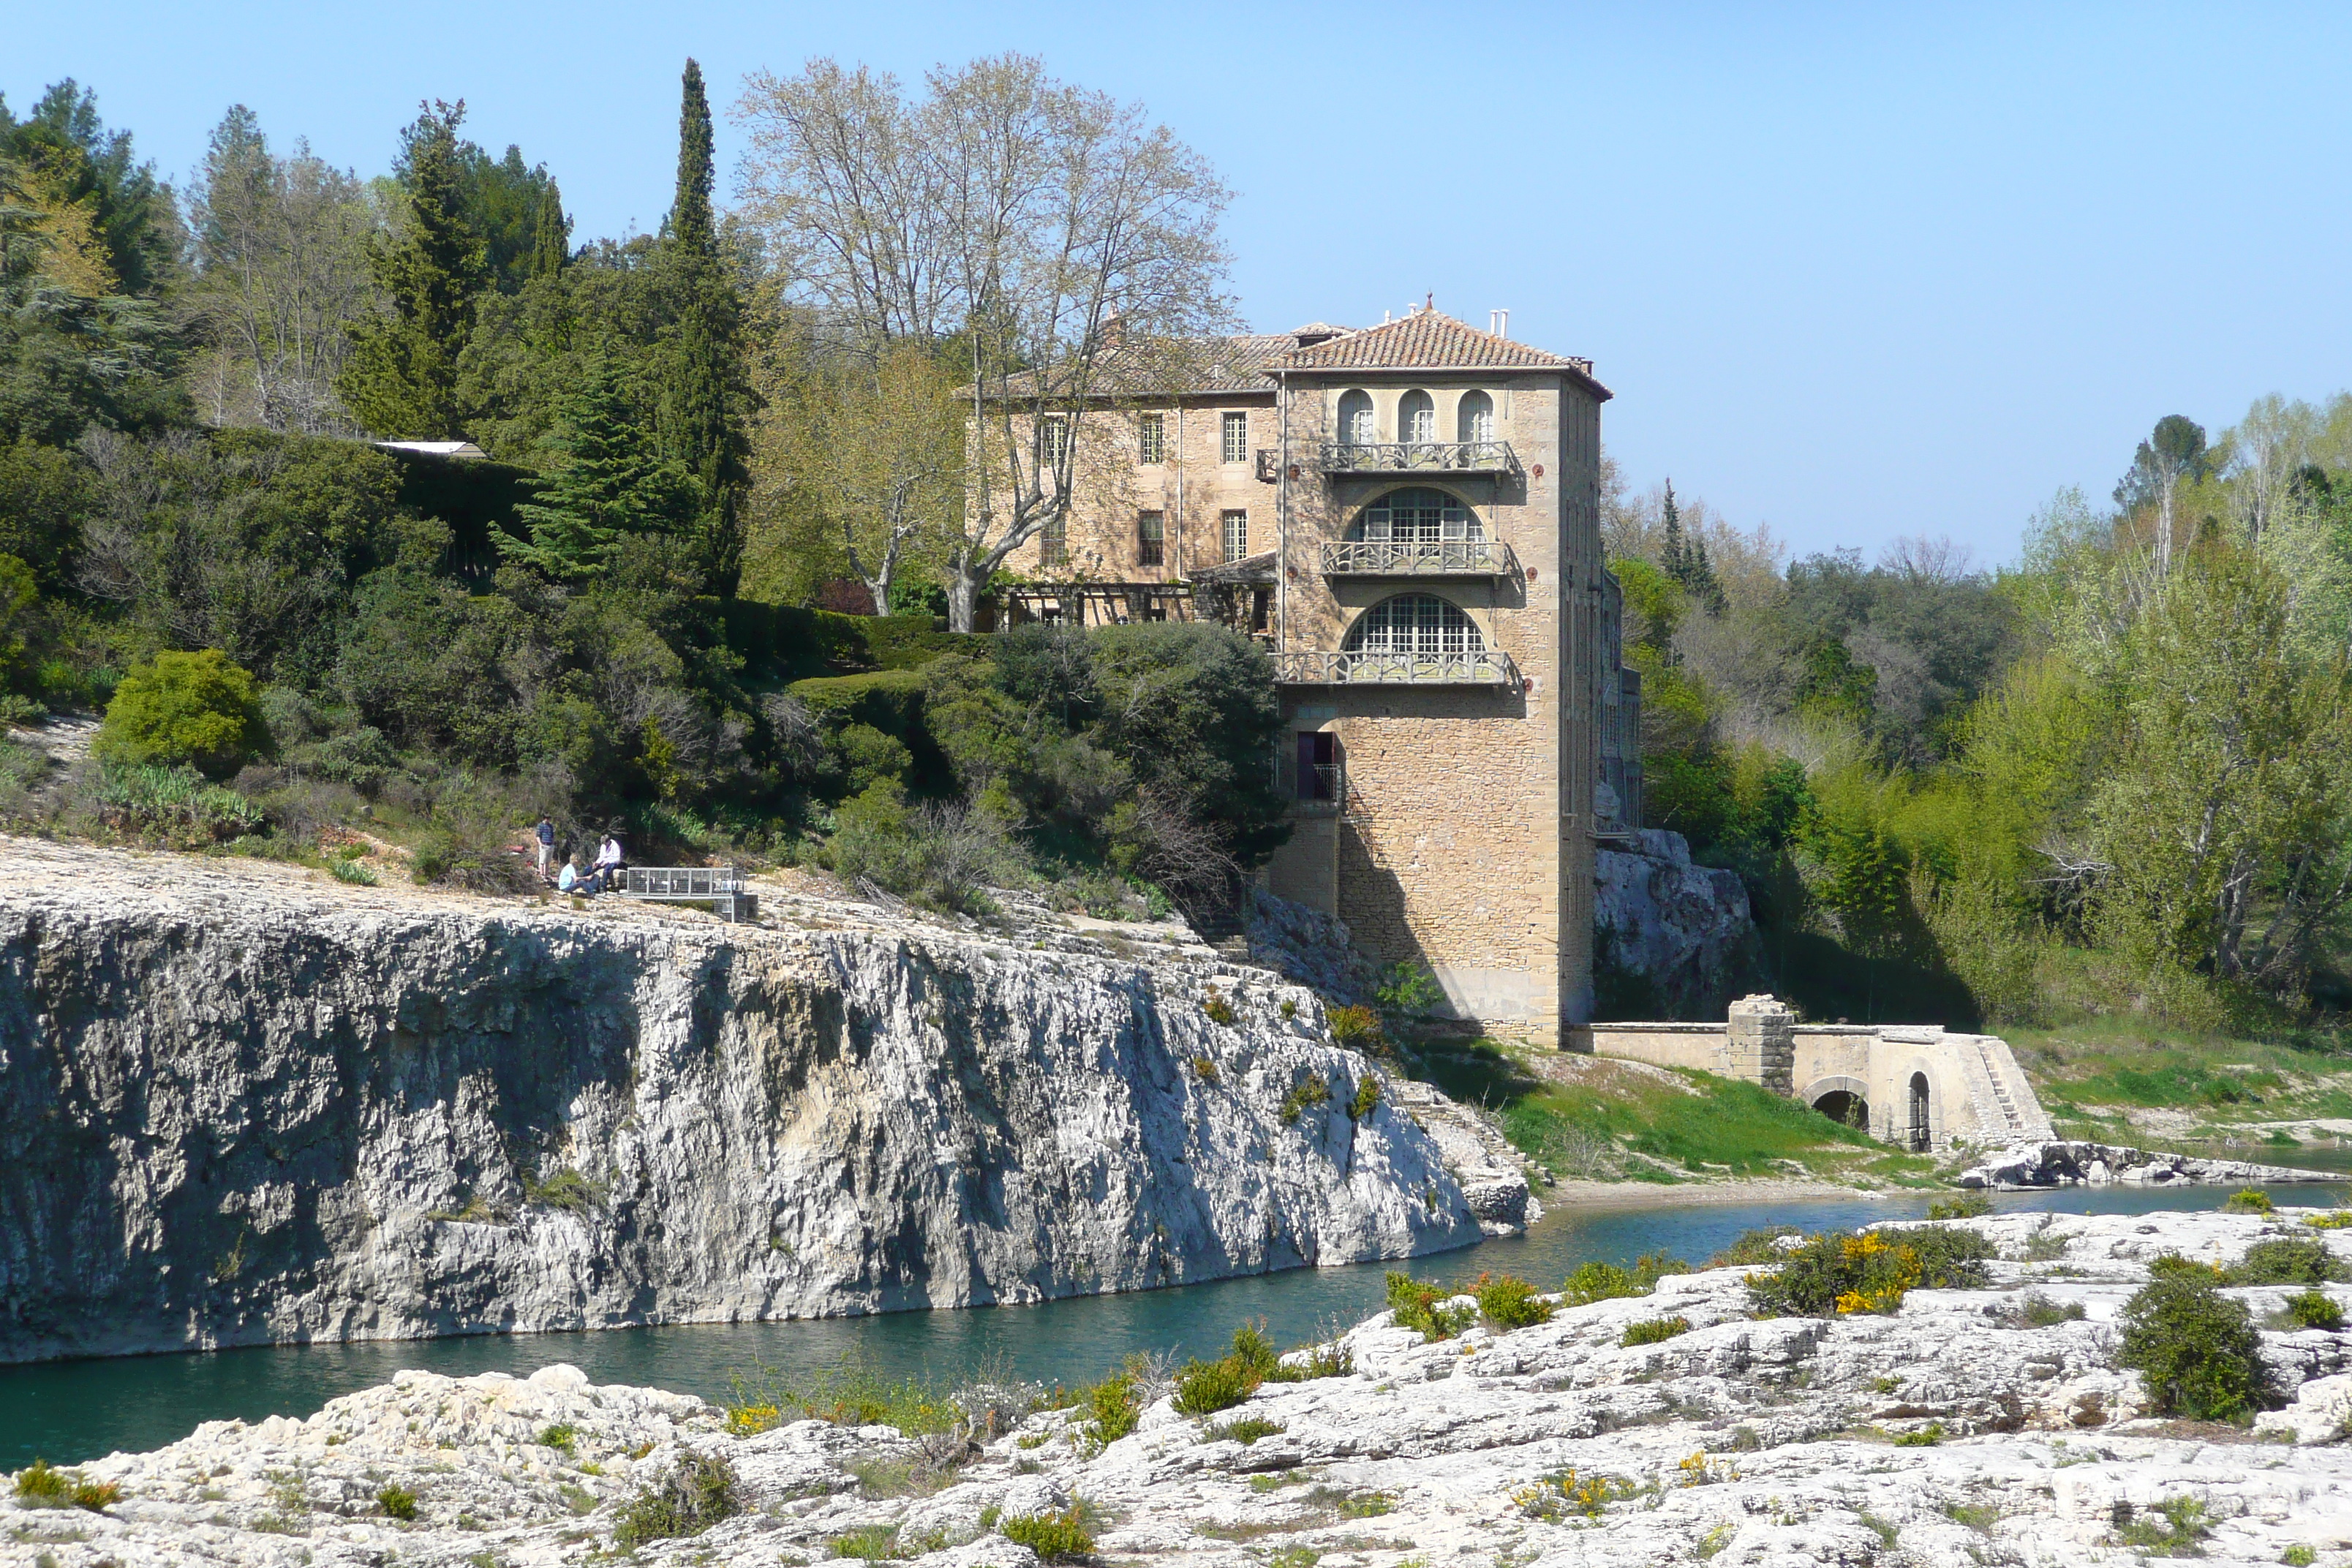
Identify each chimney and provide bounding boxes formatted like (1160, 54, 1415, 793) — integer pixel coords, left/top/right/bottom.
(1490, 309, 1509, 339)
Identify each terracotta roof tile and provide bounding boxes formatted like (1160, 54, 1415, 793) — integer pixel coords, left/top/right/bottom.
(1267, 310, 1597, 377)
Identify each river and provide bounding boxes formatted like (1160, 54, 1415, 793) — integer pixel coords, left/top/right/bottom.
(6, 1178, 2339, 1469)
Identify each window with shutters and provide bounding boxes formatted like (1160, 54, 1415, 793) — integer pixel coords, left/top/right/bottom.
(1139, 412, 1165, 464)
(1221, 410, 1248, 464)
(1457, 389, 1495, 442)
(1338, 388, 1374, 444)
(1221, 509, 1248, 562)
(1137, 510, 1165, 566)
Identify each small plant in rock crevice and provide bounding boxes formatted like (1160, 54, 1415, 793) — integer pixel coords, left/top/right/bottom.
(1202, 992, 1237, 1027)
(1621, 1316, 1693, 1346)
(1206, 1415, 1286, 1444)
(2279, 1288, 2344, 1331)
(611, 1452, 741, 1548)
(1000, 1503, 1095, 1560)
(2013, 1291, 2087, 1327)
(1278, 1072, 1330, 1125)
(1385, 1272, 1475, 1341)
(376, 1483, 419, 1520)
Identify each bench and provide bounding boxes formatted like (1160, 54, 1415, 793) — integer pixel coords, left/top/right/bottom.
(618, 866, 758, 922)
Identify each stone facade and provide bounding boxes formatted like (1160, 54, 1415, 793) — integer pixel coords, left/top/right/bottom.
(1001, 312, 1637, 1043)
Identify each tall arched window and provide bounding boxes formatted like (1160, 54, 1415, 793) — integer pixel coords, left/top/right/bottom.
(1350, 487, 1480, 543)
(1457, 389, 1494, 442)
(1338, 388, 1375, 445)
(1398, 389, 1436, 445)
(1343, 593, 1483, 657)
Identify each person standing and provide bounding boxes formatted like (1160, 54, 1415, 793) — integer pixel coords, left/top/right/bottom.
(534, 815, 556, 881)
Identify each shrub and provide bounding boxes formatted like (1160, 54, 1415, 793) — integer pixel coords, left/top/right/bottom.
(331, 856, 378, 886)
(1927, 1191, 1992, 1220)
(538, 1423, 578, 1453)
(1561, 1261, 1642, 1306)
(612, 1452, 741, 1548)
(1744, 1226, 1993, 1319)
(1348, 1075, 1382, 1121)
(1709, 1228, 1803, 1267)
(12, 1459, 119, 1512)
(1385, 1271, 1475, 1341)
(1083, 1368, 1142, 1448)
(1892, 1422, 1944, 1447)
(2111, 1497, 2212, 1553)
(377, 1482, 419, 1520)
(1326, 1004, 1382, 1049)
(2304, 1208, 2352, 1231)
(1202, 992, 1237, 1026)
(1229, 1322, 1280, 1380)
(2149, 1251, 2228, 1283)
(2223, 1188, 2275, 1215)
(1001, 1504, 1095, 1561)
(2015, 1291, 2087, 1327)
(830, 1524, 905, 1559)
(1474, 1273, 1555, 1329)
(1621, 1316, 1692, 1346)
(1207, 1416, 1286, 1444)
(2282, 1289, 2344, 1331)
(724, 1356, 972, 1436)
(94, 649, 268, 780)
(1278, 1072, 1330, 1125)
(1513, 1466, 1635, 1521)
(1172, 1355, 1259, 1416)
(2231, 1238, 2347, 1286)
(88, 761, 268, 840)
(1632, 1251, 1692, 1287)
(2117, 1275, 2271, 1420)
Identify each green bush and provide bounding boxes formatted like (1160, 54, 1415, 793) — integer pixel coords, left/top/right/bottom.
(830, 1524, 905, 1559)
(2231, 1238, 2347, 1286)
(1560, 1261, 1642, 1306)
(1326, 1004, 1382, 1049)
(376, 1483, 418, 1520)
(94, 649, 268, 780)
(87, 761, 267, 840)
(1621, 1316, 1693, 1346)
(13, 1459, 69, 1504)
(2117, 1275, 2271, 1420)
(1927, 1191, 1992, 1220)
(2222, 1188, 2275, 1215)
(538, 1423, 578, 1453)
(2015, 1291, 2086, 1327)
(1744, 1226, 1993, 1318)
(1172, 1344, 1262, 1414)
(1385, 1271, 1477, 1341)
(1001, 1504, 1095, 1561)
(2282, 1289, 2344, 1331)
(2149, 1251, 2228, 1283)
(1207, 1415, 1286, 1444)
(1708, 1228, 1804, 1267)
(1474, 1273, 1555, 1329)
(1348, 1075, 1382, 1121)
(1082, 1367, 1142, 1447)
(611, 1452, 740, 1548)
(1278, 1072, 1330, 1124)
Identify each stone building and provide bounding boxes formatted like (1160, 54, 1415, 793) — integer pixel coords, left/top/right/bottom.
(997, 307, 1641, 1044)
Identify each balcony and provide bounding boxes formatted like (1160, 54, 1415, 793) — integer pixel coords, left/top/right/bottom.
(1316, 440, 1519, 476)
(1275, 756, 1346, 815)
(1320, 539, 1520, 578)
(1275, 648, 1523, 687)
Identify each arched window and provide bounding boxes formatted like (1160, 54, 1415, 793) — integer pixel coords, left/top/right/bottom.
(1343, 593, 1483, 657)
(1338, 389, 1375, 445)
(1457, 389, 1494, 442)
(1908, 1073, 1931, 1152)
(1349, 486, 1480, 543)
(1399, 389, 1436, 445)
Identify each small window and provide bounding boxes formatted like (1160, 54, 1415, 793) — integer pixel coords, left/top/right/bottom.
(1221, 410, 1248, 464)
(1139, 412, 1165, 464)
(1039, 415, 1068, 466)
(1221, 509, 1248, 562)
(1137, 510, 1165, 567)
(1399, 389, 1435, 445)
(1458, 389, 1494, 443)
(1040, 516, 1067, 567)
(1338, 388, 1374, 445)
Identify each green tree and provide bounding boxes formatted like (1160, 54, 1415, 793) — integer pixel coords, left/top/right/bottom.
(94, 649, 268, 779)
(337, 102, 490, 438)
(658, 60, 750, 595)
(503, 355, 695, 580)
(529, 178, 569, 279)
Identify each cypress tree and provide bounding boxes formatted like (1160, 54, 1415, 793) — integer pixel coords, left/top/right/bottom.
(527, 176, 569, 279)
(657, 59, 750, 596)
(1659, 479, 1686, 578)
(503, 355, 694, 580)
(337, 101, 489, 437)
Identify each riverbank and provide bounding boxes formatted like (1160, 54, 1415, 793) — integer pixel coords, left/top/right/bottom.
(17, 1205, 2349, 1566)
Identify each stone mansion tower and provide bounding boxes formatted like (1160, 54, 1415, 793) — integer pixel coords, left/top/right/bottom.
(998, 307, 1640, 1044)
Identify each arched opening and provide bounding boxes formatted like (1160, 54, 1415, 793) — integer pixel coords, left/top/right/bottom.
(1343, 593, 1483, 657)
(1458, 388, 1494, 442)
(1349, 486, 1481, 543)
(1399, 388, 1436, 445)
(1813, 1089, 1871, 1131)
(1908, 1073, 1931, 1152)
(1338, 388, 1375, 445)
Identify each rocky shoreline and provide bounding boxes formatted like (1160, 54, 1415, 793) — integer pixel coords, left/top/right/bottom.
(1962, 1139, 2345, 1190)
(15, 1207, 2351, 1566)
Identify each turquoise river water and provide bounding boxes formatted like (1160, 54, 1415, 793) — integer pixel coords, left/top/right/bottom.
(6, 1178, 2341, 1470)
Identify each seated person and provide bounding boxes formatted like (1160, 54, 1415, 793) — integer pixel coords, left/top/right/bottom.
(557, 859, 580, 894)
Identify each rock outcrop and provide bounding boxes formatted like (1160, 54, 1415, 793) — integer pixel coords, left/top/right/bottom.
(1593, 829, 1756, 1018)
(26, 1208, 2352, 1566)
(0, 840, 1482, 1363)
(1961, 1139, 2342, 1189)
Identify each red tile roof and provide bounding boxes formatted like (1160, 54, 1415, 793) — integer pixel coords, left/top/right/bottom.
(1267, 310, 1600, 380)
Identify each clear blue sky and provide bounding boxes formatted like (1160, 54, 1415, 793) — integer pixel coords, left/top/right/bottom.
(13, 1, 2352, 566)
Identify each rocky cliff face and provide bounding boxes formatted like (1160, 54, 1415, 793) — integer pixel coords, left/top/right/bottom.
(0, 841, 1480, 1363)
(1594, 829, 1757, 1019)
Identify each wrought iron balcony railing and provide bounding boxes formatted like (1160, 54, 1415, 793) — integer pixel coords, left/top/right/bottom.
(1319, 539, 1520, 578)
(1275, 648, 1523, 687)
(1316, 440, 1519, 475)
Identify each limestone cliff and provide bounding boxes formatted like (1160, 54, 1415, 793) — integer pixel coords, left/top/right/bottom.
(1593, 829, 1757, 1018)
(0, 841, 1480, 1363)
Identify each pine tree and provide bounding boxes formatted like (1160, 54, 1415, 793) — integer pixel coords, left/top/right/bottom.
(337, 102, 489, 437)
(1659, 479, 1686, 578)
(527, 176, 568, 279)
(503, 355, 694, 580)
(657, 59, 750, 596)
(1657, 478, 1725, 614)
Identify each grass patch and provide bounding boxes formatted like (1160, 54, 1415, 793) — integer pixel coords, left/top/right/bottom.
(2013, 1291, 2086, 1327)
(11, 1460, 120, 1512)
(725, 1356, 976, 1436)
(2111, 1496, 2212, 1553)
(1206, 1416, 1286, 1444)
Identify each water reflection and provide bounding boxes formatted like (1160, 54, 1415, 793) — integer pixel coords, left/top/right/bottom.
(6, 1179, 2339, 1468)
